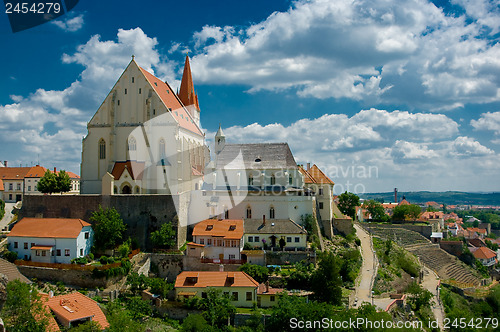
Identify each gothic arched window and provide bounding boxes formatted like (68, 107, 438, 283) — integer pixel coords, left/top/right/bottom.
(269, 206, 275, 219)
(246, 206, 252, 219)
(270, 173, 276, 186)
(99, 139, 106, 160)
(128, 137, 136, 151)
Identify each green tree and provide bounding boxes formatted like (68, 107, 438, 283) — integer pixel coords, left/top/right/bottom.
(0, 199, 5, 220)
(181, 314, 211, 332)
(36, 170, 57, 194)
(238, 263, 269, 283)
(392, 204, 422, 222)
(0, 280, 50, 332)
(311, 251, 342, 304)
(126, 296, 152, 320)
(338, 191, 360, 219)
(55, 170, 71, 193)
(150, 222, 176, 249)
(362, 199, 388, 221)
(198, 288, 235, 328)
(68, 321, 102, 331)
(90, 206, 126, 251)
(407, 282, 433, 312)
(106, 301, 143, 332)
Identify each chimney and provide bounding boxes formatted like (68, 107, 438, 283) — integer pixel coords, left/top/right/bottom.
(394, 188, 398, 203)
(54, 167, 56, 173)
(3, 161, 7, 167)
(49, 290, 54, 298)
(307, 163, 311, 171)
(265, 280, 269, 293)
(263, 215, 266, 225)
(219, 264, 224, 272)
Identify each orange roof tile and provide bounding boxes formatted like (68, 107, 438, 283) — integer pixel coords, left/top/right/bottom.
(139, 66, 203, 136)
(175, 271, 259, 288)
(468, 227, 487, 234)
(45, 292, 109, 329)
(473, 246, 497, 260)
(257, 283, 289, 295)
(25, 165, 48, 178)
(111, 161, 145, 180)
(31, 245, 54, 250)
(298, 165, 334, 185)
(298, 166, 315, 184)
(192, 219, 244, 240)
(9, 218, 91, 239)
(0, 166, 31, 180)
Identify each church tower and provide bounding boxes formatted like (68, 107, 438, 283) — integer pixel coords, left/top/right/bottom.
(215, 124, 225, 154)
(178, 55, 201, 127)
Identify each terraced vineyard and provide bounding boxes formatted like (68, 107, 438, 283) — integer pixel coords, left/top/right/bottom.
(361, 223, 481, 287)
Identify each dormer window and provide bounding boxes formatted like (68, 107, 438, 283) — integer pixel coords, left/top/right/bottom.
(255, 157, 261, 163)
(206, 225, 213, 231)
(229, 225, 236, 231)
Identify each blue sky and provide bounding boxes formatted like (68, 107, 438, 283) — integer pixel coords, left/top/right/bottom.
(1, 0, 500, 194)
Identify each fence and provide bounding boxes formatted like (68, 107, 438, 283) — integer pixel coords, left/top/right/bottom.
(14, 260, 122, 271)
(200, 258, 246, 265)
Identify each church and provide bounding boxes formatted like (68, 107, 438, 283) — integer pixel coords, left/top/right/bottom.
(80, 56, 207, 195)
(80, 55, 342, 237)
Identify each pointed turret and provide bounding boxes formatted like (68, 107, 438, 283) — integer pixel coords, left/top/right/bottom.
(215, 124, 226, 154)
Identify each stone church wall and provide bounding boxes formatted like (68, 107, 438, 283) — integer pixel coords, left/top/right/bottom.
(20, 194, 187, 251)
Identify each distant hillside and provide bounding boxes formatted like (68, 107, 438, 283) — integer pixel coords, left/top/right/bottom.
(359, 191, 500, 206)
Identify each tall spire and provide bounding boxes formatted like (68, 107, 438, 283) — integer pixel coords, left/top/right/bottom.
(178, 55, 200, 111)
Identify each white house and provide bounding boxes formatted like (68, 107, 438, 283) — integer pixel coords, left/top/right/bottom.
(8, 218, 93, 264)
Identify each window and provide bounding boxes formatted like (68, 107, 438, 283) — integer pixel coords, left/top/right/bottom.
(80, 248, 83, 256)
(269, 206, 275, 219)
(159, 139, 166, 158)
(246, 206, 252, 219)
(139, 88, 141, 94)
(31, 243, 35, 248)
(319, 202, 324, 209)
(246, 292, 252, 301)
(24, 242, 28, 249)
(117, 100, 120, 105)
(17, 183, 21, 190)
(229, 254, 235, 259)
(207, 239, 212, 246)
(287, 237, 292, 243)
(42, 251, 46, 257)
(56, 249, 61, 256)
(200, 238, 204, 245)
(319, 188, 323, 195)
(65, 249, 70, 256)
(132, 77, 134, 83)
(254, 236, 260, 243)
(248, 174, 253, 186)
(9, 183, 12, 190)
(36, 250, 40, 256)
(85, 232, 89, 239)
(270, 174, 276, 185)
(28, 186, 31, 191)
(270, 295, 275, 302)
(232, 292, 238, 301)
(128, 137, 136, 151)
(224, 209, 229, 219)
(295, 237, 300, 243)
(289, 175, 293, 185)
(14, 242, 18, 248)
(248, 236, 253, 242)
(124, 88, 127, 94)
(202, 292, 207, 299)
(9, 194, 12, 200)
(99, 139, 106, 159)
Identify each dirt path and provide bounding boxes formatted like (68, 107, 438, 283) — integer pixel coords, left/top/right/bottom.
(421, 266, 445, 330)
(353, 223, 378, 308)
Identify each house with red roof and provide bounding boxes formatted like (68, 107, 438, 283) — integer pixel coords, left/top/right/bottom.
(7, 218, 93, 264)
(470, 247, 498, 267)
(0, 164, 80, 202)
(80, 55, 206, 195)
(189, 219, 244, 261)
(42, 291, 109, 330)
(299, 164, 335, 222)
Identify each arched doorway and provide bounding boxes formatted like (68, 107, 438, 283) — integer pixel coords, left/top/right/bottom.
(122, 185, 131, 194)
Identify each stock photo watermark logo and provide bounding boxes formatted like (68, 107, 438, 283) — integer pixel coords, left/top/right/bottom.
(4, 0, 80, 33)
(323, 163, 379, 195)
(125, 111, 249, 226)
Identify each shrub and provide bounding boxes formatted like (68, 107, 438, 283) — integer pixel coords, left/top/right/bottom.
(355, 238, 361, 246)
(3, 250, 18, 263)
(99, 256, 108, 265)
